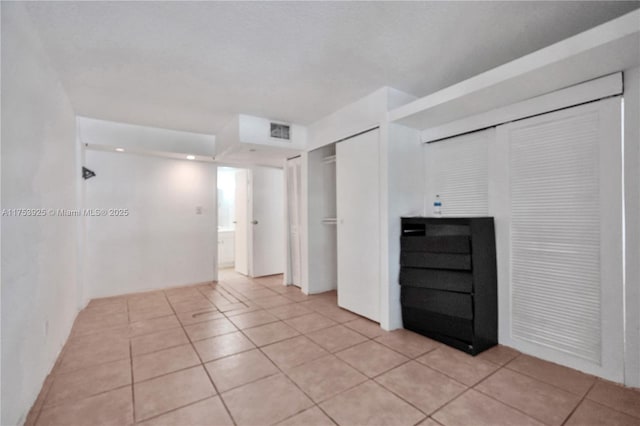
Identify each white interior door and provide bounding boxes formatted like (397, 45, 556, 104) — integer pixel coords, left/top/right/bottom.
(234, 169, 249, 275)
(250, 167, 285, 277)
(493, 97, 623, 381)
(286, 157, 302, 286)
(336, 129, 380, 321)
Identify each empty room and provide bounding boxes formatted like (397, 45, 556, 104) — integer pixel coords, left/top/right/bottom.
(2, 1, 640, 425)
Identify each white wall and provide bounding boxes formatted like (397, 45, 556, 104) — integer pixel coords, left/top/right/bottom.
(1, 3, 81, 425)
(84, 151, 216, 299)
(307, 87, 415, 151)
(623, 66, 640, 387)
(379, 123, 424, 330)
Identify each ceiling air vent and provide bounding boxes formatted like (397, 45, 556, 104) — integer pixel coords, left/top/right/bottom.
(270, 123, 291, 141)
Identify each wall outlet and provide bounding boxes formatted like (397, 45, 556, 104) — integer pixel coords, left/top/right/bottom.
(195, 206, 203, 215)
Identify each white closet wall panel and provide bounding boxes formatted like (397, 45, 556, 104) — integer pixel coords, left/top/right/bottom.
(509, 111, 601, 362)
(499, 98, 623, 380)
(424, 129, 492, 216)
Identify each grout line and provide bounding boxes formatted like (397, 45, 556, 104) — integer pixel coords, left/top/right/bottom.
(160, 287, 238, 426)
(132, 395, 217, 425)
(561, 379, 598, 425)
(38, 384, 133, 411)
(470, 364, 557, 423)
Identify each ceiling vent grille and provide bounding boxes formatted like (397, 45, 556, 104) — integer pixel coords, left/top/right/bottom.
(270, 123, 291, 141)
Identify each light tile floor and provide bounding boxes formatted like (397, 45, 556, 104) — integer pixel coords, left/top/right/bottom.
(26, 270, 640, 426)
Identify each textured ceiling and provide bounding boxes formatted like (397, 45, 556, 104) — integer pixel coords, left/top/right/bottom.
(22, 1, 639, 135)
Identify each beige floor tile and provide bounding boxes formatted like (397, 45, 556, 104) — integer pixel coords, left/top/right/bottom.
(138, 396, 234, 426)
(57, 334, 130, 374)
(205, 349, 279, 392)
(183, 317, 237, 341)
(128, 305, 175, 323)
(253, 295, 295, 309)
(131, 327, 189, 357)
(280, 291, 313, 302)
(24, 373, 55, 426)
(228, 310, 279, 329)
(129, 315, 181, 337)
(241, 288, 278, 300)
(45, 359, 131, 407)
(314, 305, 361, 323)
(417, 346, 499, 386)
(376, 361, 466, 415)
(285, 312, 338, 334)
(86, 296, 128, 309)
(37, 386, 133, 426)
(375, 329, 440, 358)
(586, 379, 640, 418)
(83, 302, 128, 316)
(133, 344, 200, 382)
(222, 374, 313, 426)
(306, 325, 368, 353)
(297, 299, 334, 312)
(506, 354, 596, 396)
(72, 311, 129, 336)
(243, 321, 300, 346)
(476, 344, 520, 366)
(416, 418, 443, 426)
(336, 340, 409, 377)
(565, 399, 640, 426)
(476, 368, 581, 425)
(433, 389, 543, 426)
(343, 318, 385, 338)
(170, 298, 216, 313)
(134, 366, 215, 421)
(193, 331, 255, 362)
(176, 308, 225, 326)
(218, 303, 260, 315)
(320, 380, 425, 426)
(267, 303, 313, 320)
(276, 407, 335, 426)
(164, 288, 204, 304)
(287, 355, 368, 402)
(262, 336, 329, 370)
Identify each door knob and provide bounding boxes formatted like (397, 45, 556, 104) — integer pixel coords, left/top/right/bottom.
(251, 220, 258, 225)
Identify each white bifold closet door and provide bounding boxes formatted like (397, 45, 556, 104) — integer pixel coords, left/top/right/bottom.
(336, 129, 380, 322)
(493, 97, 623, 381)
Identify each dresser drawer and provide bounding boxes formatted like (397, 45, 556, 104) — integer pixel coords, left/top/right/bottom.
(402, 306, 474, 343)
(401, 235, 470, 254)
(399, 268, 473, 293)
(401, 287, 473, 320)
(400, 252, 471, 270)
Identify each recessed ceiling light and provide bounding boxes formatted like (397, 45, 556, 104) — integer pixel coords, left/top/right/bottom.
(115, 148, 124, 152)
(186, 155, 195, 160)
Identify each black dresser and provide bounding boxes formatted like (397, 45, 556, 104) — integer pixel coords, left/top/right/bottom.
(400, 217, 497, 355)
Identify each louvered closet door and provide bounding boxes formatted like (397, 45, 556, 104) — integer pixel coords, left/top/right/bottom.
(424, 128, 492, 216)
(498, 97, 623, 381)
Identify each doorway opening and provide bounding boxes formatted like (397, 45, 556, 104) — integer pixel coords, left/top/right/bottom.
(217, 166, 286, 280)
